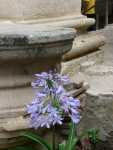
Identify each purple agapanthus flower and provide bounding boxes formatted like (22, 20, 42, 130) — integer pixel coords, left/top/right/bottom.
(27, 71, 80, 129)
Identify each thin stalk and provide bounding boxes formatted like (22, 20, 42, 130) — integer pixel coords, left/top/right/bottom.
(52, 126, 56, 150)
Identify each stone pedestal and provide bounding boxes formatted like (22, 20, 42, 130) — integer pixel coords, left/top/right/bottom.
(0, 0, 105, 67)
(0, 23, 75, 148)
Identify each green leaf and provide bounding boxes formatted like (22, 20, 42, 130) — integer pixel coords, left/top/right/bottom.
(87, 128, 99, 144)
(22, 131, 52, 150)
(59, 141, 66, 150)
(65, 122, 77, 150)
(71, 138, 78, 150)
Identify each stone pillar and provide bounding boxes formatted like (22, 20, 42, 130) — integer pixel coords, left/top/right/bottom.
(0, 0, 81, 20)
(0, 23, 76, 148)
(0, 0, 94, 32)
(0, 0, 104, 65)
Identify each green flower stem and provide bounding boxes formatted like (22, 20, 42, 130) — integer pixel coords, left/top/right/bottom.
(52, 126, 56, 150)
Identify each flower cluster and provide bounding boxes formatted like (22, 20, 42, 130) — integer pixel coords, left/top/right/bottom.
(27, 71, 80, 129)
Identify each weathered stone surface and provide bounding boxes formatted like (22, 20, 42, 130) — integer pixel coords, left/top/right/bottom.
(0, 25, 76, 148)
(99, 24, 113, 65)
(0, 0, 104, 66)
(0, 23, 75, 44)
(76, 65, 113, 141)
(62, 32, 105, 61)
(24, 17, 95, 31)
(0, 0, 104, 68)
(0, 0, 105, 148)
(0, 0, 95, 32)
(62, 51, 104, 81)
(0, 23, 76, 62)
(61, 31, 105, 80)
(0, 0, 81, 20)
(0, 25, 75, 115)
